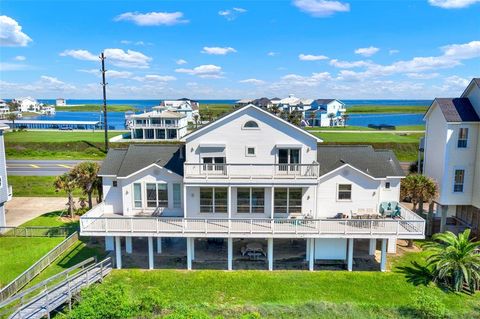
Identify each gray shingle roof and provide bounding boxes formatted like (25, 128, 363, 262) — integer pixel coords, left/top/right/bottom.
(317, 145, 405, 178)
(434, 98, 480, 122)
(314, 99, 336, 105)
(99, 144, 185, 177)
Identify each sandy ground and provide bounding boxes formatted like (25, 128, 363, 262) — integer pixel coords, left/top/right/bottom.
(4, 197, 69, 227)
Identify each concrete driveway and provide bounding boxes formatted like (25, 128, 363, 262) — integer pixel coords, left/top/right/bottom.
(4, 197, 69, 227)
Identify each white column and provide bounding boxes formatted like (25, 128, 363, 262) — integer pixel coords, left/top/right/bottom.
(183, 185, 187, 217)
(270, 187, 275, 218)
(308, 238, 315, 271)
(228, 186, 232, 218)
(347, 238, 354, 271)
(186, 238, 192, 270)
(191, 238, 195, 261)
(306, 238, 310, 261)
(440, 205, 448, 233)
(125, 237, 132, 254)
(380, 238, 387, 272)
(157, 237, 162, 254)
(387, 238, 397, 254)
(115, 236, 122, 269)
(105, 236, 114, 251)
(227, 238, 233, 271)
(148, 237, 154, 269)
(268, 238, 273, 271)
(369, 239, 376, 256)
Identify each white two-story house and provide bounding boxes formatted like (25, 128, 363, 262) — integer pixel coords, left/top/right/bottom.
(305, 99, 347, 127)
(128, 109, 188, 140)
(423, 78, 480, 238)
(81, 105, 424, 272)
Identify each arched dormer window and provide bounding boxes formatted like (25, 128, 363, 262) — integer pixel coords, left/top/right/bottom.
(243, 120, 259, 129)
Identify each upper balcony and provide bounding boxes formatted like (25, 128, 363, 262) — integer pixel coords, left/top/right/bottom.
(131, 122, 181, 129)
(184, 163, 320, 181)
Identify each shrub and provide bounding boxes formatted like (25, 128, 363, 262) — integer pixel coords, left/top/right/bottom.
(412, 294, 448, 319)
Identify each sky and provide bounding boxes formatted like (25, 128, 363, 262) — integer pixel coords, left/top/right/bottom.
(0, 0, 479, 100)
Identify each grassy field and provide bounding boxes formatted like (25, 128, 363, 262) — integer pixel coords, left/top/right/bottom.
(199, 104, 234, 118)
(315, 132, 424, 144)
(63, 247, 480, 318)
(20, 210, 79, 228)
(8, 176, 83, 197)
(347, 105, 428, 114)
(4, 130, 122, 143)
(55, 104, 137, 112)
(305, 125, 425, 131)
(0, 237, 64, 287)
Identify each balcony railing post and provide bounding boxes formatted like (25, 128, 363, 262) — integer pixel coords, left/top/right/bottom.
(370, 220, 373, 235)
(396, 221, 400, 235)
(105, 218, 108, 233)
(205, 219, 208, 234)
(250, 219, 253, 234)
(271, 219, 274, 234)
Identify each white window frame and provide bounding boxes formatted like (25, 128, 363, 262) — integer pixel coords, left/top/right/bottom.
(384, 181, 391, 190)
(133, 182, 143, 208)
(236, 187, 265, 214)
(453, 169, 465, 193)
(245, 146, 256, 157)
(457, 128, 469, 149)
(273, 188, 302, 214)
(173, 183, 182, 209)
(337, 184, 352, 201)
(242, 120, 260, 130)
(145, 182, 169, 208)
(200, 187, 228, 214)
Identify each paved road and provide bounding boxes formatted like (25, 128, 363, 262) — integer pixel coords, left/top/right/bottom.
(6, 160, 89, 176)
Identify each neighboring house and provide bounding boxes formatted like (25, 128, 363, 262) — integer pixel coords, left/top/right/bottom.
(158, 99, 199, 122)
(14, 97, 41, 113)
(128, 110, 188, 140)
(0, 101, 10, 118)
(236, 99, 254, 107)
(41, 105, 56, 115)
(56, 98, 66, 106)
(0, 123, 12, 228)
(423, 78, 480, 238)
(305, 99, 347, 127)
(252, 97, 272, 109)
(0, 100, 7, 108)
(81, 104, 424, 271)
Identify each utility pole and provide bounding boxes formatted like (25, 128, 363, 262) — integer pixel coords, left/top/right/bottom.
(100, 52, 109, 151)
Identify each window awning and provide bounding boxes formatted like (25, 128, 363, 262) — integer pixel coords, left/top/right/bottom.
(199, 144, 226, 157)
(275, 144, 303, 148)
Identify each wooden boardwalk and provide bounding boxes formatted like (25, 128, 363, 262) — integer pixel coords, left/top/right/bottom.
(7, 258, 112, 319)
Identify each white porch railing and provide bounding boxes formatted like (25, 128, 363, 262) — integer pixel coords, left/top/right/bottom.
(81, 215, 425, 239)
(184, 163, 320, 179)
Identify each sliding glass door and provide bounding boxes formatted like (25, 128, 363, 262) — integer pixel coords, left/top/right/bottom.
(278, 148, 300, 172)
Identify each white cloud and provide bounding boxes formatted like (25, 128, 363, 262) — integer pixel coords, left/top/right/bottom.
(78, 69, 133, 79)
(114, 11, 188, 26)
(280, 72, 332, 87)
(201, 46, 237, 55)
(298, 53, 329, 61)
(406, 72, 439, 79)
(0, 62, 29, 71)
(134, 74, 176, 82)
(239, 78, 266, 85)
(40, 75, 76, 90)
(441, 40, 480, 59)
(120, 40, 149, 46)
(444, 75, 470, 87)
(389, 49, 399, 55)
(14, 55, 26, 61)
(176, 59, 187, 65)
(428, 0, 480, 8)
(0, 15, 32, 47)
(267, 51, 277, 56)
(103, 48, 151, 68)
(329, 59, 372, 68)
(218, 7, 247, 20)
(293, 0, 350, 17)
(175, 64, 224, 78)
(354, 46, 380, 57)
(60, 49, 98, 61)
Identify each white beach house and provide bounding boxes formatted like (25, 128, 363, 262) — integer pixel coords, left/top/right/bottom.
(128, 109, 188, 141)
(423, 78, 480, 238)
(158, 99, 199, 123)
(305, 99, 347, 127)
(0, 123, 12, 228)
(81, 105, 425, 271)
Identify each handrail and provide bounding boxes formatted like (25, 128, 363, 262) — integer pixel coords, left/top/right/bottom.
(6, 257, 112, 319)
(0, 232, 79, 301)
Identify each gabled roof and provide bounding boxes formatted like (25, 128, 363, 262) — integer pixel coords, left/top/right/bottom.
(314, 99, 336, 105)
(181, 104, 322, 142)
(317, 145, 404, 179)
(426, 98, 480, 122)
(461, 78, 480, 98)
(98, 144, 184, 178)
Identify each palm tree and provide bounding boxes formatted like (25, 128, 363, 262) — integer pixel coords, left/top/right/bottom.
(327, 113, 335, 127)
(6, 112, 18, 129)
(6, 101, 20, 112)
(54, 173, 77, 219)
(425, 229, 480, 293)
(341, 113, 349, 127)
(71, 161, 100, 209)
(269, 104, 281, 116)
(308, 111, 316, 126)
(401, 174, 437, 244)
(193, 113, 200, 129)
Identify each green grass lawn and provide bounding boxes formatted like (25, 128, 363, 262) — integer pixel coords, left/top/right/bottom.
(4, 130, 122, 143)
(19, 210, 79, 228)
(199, 104, 234, 118)
(55, 104, 137, 112)
(8, 176, 83, 197)
(64, 246, 480, 319)
(315, 132, 424, 144)
(0, 237, 64, 287)
(305, 125, 425, 131)
(347, 105, 429, 114)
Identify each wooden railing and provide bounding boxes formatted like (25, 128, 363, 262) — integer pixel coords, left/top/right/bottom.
(0, 232, 79, 301)
(184, 163, 320, 179)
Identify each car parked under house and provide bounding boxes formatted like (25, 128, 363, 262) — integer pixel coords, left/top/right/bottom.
(81, 104, 425, 271)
